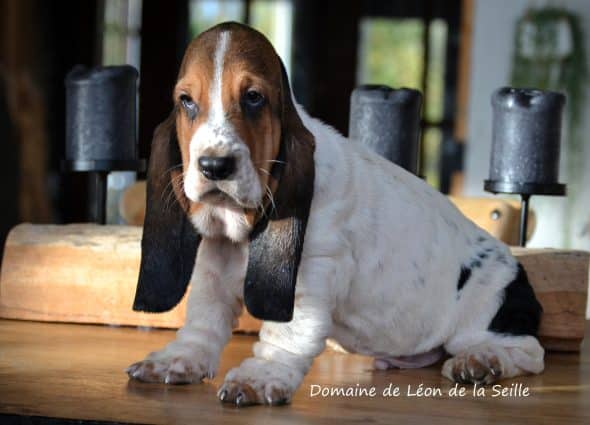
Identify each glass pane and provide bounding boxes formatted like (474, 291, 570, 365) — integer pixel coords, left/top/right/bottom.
(189, 0, 245, 38)
(425, 19, 447, 122)
(357, 18, 425, 90)
(421, 127, 442, 189)
(102, 0, 143, 68)
(250, 0, 293, 72)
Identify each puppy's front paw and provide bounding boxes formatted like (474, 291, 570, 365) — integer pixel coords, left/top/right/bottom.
(218, 358, 302, 407)
(126, 345, 217, 384)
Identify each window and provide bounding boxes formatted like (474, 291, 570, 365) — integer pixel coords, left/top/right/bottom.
(102, 0, 142, 69)
(189, 0, 293, 72)
(357, 16, 451, 190)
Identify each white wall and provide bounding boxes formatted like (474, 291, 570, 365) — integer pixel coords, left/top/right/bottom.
(464, 0, 590, 315)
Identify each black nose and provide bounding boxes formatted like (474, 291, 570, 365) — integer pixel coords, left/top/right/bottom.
(197, 156, 236, 181)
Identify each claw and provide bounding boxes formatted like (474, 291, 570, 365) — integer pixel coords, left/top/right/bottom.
(267, 395, 288, 406)
(219, 389, 227, 402)
(274, 398, 288, 406)
(125, 363, 140, 376)
(236, 392, 245, 407)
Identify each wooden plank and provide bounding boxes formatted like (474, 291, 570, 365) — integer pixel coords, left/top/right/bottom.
(0, 224, 587, 351)
(449, 196, 536, 245)
(1, 319, 590, 424)
(0, 224, 186, 329)
(513, 248, 589, 351)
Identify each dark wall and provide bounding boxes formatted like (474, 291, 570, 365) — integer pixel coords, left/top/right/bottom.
(0, 0, 99, 254)
(292, 0, 361, 135)
(42, 0, 100, 223)
(138, 0, 189, 160)
(0, 78, 18, 255)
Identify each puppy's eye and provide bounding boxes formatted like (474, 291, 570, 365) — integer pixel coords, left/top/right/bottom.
(243, 90, 265, 108)
(179, 94, 198, 119)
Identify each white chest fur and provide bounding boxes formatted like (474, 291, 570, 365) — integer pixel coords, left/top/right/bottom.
(190, 204, 251, 242)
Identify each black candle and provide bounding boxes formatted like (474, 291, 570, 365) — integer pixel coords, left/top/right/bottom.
(485, 87, 566, 195)
(349, 85, 422, 174)
(65, 65, 139, 170)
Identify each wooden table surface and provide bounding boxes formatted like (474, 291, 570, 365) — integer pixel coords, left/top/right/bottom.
(0, 319, 589, 424)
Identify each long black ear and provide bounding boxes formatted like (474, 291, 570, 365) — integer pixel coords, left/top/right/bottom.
(244, 61, 315, 322)
(133, 114, 201, 312)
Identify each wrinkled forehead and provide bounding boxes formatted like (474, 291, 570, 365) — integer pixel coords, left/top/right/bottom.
(177, 24, 282, 90)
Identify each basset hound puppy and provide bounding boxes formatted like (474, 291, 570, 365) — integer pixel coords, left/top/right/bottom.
(127, 22, 544, 406)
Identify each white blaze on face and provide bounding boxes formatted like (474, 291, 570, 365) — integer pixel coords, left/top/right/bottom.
(184, 31, 232, 202)
(210, 31, 230, 126)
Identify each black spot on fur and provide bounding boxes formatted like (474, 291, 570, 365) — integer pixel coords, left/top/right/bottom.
(478, 252, 488, 259)
(488, 264, 542, 336)
(477, 236, 486, 243)
(457, 266, 472, 291)
(469, 259, 482, 269)
(496, 253, 508, 265)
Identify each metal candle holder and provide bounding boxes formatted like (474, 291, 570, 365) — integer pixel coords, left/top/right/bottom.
(63, 65, 145, 224)
(349, 85, 423, 174)
(484, 87, 567, 246)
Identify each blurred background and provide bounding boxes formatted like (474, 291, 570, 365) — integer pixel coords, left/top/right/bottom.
(0, 0, 589, 253)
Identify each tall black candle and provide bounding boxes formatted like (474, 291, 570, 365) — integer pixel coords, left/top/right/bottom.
(65, 65, 140, 171)
(63, 65, 144, 224)
(484, 87, 566, 196)
(484, 87, 567, 247)
(349, 85, 422, 174)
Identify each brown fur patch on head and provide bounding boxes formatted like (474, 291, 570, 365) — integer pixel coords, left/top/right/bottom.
(219, 25, 283, 192)
(173, 29, 217, 182)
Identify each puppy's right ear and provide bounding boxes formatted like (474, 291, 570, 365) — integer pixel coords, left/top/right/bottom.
(133, 114, 201, 312)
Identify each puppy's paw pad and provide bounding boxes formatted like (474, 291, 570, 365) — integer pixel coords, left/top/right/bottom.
(443, 352, 502, 385)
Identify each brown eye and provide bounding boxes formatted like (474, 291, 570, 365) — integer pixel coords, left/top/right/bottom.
(179, 94, 198, 119)
(243, 90, 265, 108)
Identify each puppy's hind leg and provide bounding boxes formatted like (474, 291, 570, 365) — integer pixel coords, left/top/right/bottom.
(442, 263, 544, 385)
(442, 333, 544, 385)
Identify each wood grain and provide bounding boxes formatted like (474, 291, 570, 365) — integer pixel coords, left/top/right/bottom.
(513, 248, 589, 350)
(0, 319, 589, 424)
(449, 196, 536, 245)
(0, 224, 587, 350)
(0, 224, 260, 332)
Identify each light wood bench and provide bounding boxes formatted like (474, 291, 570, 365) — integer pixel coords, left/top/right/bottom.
(0, 223, 587, 351)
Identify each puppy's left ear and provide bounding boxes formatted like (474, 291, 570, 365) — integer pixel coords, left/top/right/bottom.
(244, 61, 315, 322)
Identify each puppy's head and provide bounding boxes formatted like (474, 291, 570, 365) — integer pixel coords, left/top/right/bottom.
(134, 22, 315, 322)
(176, 22, 295, 212)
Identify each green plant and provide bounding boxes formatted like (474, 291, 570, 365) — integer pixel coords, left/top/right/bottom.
(511, 7, 588, 167)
